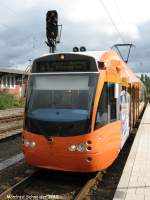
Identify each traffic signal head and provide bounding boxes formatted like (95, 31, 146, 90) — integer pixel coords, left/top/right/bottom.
(46, 10, 58, 40)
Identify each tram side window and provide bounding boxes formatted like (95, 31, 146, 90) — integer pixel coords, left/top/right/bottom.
(109, 83, 117, 121)
(95, 83, 108, 129)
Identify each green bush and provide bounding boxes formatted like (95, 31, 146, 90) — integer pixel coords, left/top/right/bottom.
(0, 92, 25, 109)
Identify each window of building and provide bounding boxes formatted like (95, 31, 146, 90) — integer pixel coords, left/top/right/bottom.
(11, 77, 15, 88)
(1, 76, 16, 89)
(2, 76, 6, 87)
(7, 77, 11, 88)
(95, 83, 108, 129)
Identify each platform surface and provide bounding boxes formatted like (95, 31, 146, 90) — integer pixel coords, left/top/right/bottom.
(113, 104, 150, 200)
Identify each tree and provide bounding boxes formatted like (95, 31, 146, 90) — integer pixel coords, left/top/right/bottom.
(141, 74, 144, 82)
(140, 73, 150, 97)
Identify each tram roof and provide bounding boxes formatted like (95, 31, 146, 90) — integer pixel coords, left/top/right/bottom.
(37, 51, 142, 85)
(39, 51, 106, 61)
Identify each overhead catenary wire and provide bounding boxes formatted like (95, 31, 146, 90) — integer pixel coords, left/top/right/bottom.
(97, 0, 126, 43)
(113, 0, 132, 43)
(0, 2, 42, 49)
(112, 0, 139, 63)
(112, 0, 131, 57)
(1, 0, 126, 51)
(0, 22, 38, 49)
(0, 2, 19, 18)
(113, 0, 129, 31)
(0, 2, 17, 29)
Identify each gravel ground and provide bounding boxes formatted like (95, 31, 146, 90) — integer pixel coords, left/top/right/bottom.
(0, 160, 33, 194)
(15, 169, 96, 200)
(0, 131, 137, 200)
(0, 121, 23, 132)
(0, 134, 22, 162)
(0, 108, 145, 199)
(0, 108, 24, 118)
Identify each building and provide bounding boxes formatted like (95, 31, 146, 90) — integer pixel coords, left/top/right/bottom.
(0, 68, 29, 98)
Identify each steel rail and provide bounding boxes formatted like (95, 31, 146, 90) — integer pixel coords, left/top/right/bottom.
(0, 114, 23, 123)
(0, 170, 37, 200)
(0, 170, 103, 200)
(0, 125, 23, 135)
(74, 171, 102, 200)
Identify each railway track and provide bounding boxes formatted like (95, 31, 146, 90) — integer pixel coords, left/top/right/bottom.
(0, 133, 136, 200)
(0, 108, 145, 200)
(0, 114, 23, 124)
(0, 120, 142, 200)
(0, 114, 23, 139)
(0, 170, 102, 200)
(0, 124, 23, 135)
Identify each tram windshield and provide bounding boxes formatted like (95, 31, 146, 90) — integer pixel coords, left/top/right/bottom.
(25, 74, 98, 137)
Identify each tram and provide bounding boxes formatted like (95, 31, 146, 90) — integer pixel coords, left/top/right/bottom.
(22, 50, 146, 172)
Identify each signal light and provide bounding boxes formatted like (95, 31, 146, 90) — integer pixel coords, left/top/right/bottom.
(73, 46, 86, 52)
(80, 46, 86, 52)
(46, 10, 58, 44)
(73, 47, 79, 52)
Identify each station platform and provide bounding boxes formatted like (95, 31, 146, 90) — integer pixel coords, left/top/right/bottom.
(113, 104, 150, 200)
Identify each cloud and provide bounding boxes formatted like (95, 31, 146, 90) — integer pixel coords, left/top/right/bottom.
(0, 0, 150, 72)
(126, 20, 150, 72)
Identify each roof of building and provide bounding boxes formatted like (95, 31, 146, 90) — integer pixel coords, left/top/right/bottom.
(0, 67, 29, 75)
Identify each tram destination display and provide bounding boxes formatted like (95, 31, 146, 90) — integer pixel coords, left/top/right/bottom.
(35, 60, 91, 72)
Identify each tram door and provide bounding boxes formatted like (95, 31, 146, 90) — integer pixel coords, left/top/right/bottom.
(108, 83, 119, 122)
(120, 87, 130, 148)
(95, 83, 120, 128)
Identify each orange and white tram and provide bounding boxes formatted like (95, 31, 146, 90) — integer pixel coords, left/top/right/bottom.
(22, 50, 146, 172)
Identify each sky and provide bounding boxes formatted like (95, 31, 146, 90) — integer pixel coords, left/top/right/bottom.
(0, 0, 150, 72)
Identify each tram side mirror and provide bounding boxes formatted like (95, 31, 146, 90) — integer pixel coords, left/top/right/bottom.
(115, 83, 120, 99)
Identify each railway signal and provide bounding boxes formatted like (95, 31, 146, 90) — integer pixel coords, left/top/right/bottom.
(46, 10, 62, 53)
(46, 10, 58, 40)
(46, 10, 59, 53)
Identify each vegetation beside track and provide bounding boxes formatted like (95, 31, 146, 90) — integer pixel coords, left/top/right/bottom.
(140, 74, 150, 98)
(0, 92, 25, 109)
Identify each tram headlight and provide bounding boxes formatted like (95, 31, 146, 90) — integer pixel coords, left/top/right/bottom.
(30, 141, 36, 148)
(22, 139, 36, 148)
(76, 143, 87, 152)
(68, 143, 89, 152)
(23, 139, 30, 147)
(68, 144, 77, 152)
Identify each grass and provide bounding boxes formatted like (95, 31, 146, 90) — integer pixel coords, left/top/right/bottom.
(0, 92, 25, 109)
